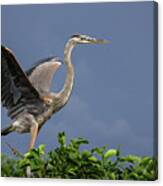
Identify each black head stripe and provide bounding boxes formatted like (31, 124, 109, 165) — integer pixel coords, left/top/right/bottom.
(70, 34, 81, 38)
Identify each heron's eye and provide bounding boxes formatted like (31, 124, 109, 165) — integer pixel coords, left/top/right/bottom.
(80, 37, 85, 40)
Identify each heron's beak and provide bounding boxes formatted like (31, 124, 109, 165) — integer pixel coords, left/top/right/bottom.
(90, 39, 110, 44)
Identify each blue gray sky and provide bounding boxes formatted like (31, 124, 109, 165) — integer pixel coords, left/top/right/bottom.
(1, 1, 155, 156)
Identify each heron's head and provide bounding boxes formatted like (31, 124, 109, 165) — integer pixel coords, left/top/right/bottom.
(70, 34, 109, 45)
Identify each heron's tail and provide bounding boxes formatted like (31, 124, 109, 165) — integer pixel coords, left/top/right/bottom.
(1, 126, 14, 136)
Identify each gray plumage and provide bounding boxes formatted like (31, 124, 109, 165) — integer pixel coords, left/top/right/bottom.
(1, 45, 45, 120)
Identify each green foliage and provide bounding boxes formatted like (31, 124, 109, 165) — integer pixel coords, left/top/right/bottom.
(1, 132, 158, 180)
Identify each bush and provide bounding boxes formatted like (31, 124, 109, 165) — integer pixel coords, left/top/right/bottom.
(1, 132, 158, 180)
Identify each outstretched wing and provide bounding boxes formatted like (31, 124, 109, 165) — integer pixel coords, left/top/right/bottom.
(26, 57, 61, 96)
(1, 45, 45, 119)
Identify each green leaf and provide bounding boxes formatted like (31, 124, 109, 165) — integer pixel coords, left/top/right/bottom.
(38, 144, 45, 155)
(18, 159, 30, 168)
(125, 155, 141, 163)
(88, 156, 98, 162)
(82, 150, 92, 157)
(109, 172, 116, 180)
(129, 172, 139, 180)
(104, 149, 118, 159)
(91, 146, 107, 156)
(67, 168, 77, 175)
(141, 156, 151, 166)
(58, 132, 66, 147)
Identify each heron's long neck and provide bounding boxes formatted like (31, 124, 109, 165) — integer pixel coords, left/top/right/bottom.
(59, 40, 75, 105)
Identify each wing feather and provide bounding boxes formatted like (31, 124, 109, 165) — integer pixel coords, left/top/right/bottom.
(1, 45, 45, 119)
(26, 57, 61, 96)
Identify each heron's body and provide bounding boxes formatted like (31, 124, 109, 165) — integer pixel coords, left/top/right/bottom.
(1, 34, 108, 149)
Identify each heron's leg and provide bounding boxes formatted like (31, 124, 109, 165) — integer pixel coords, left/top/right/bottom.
(29, 122, 39, 150)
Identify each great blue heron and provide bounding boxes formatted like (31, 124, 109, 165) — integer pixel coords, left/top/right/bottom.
(1, 34, 108, 149)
